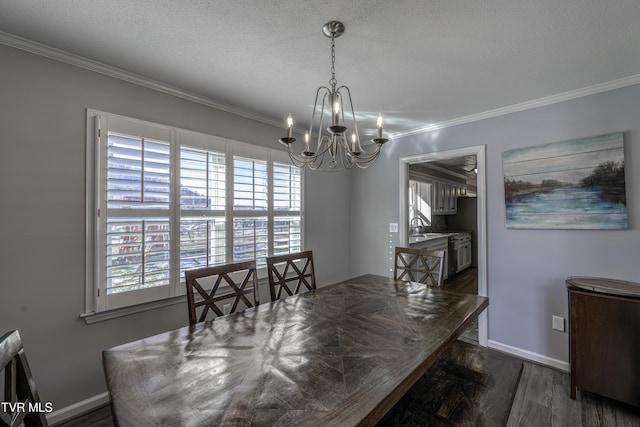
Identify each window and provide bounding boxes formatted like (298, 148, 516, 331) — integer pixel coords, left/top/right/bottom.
(408, 180, 432, 228)
(179, 146, 226, 275)
(85, 110, 303, 316)
(272, 163, 302, 256)
(233, 157, 268, 263)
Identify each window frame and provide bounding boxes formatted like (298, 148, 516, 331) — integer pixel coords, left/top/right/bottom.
(83, 109, 304, 322)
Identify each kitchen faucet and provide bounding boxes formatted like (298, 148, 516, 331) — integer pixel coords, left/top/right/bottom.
(409, 217, 426, 234)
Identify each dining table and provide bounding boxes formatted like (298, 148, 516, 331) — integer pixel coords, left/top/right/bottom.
(102, 273, 488, 426)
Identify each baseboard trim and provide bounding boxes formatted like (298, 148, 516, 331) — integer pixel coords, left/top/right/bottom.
(47, 392, 110, 426)
(488, 340, 569, 373)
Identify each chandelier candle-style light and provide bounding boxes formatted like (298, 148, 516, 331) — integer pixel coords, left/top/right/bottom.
(279, 21, 389, 171)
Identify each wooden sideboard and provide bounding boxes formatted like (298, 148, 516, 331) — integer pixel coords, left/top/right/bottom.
(567, 277, 640, 407)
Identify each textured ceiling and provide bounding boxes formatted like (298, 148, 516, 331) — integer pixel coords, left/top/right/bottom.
(1, 0, 640, 138)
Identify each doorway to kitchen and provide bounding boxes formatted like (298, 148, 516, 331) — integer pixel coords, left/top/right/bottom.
(399, 145, 487, 346)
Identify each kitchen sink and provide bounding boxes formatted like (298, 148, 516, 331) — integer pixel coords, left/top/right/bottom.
(411, 233, 444, 238)
(409, 233, 447, 243)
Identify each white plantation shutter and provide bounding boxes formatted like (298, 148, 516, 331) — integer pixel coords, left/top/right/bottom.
(106, 219, 171, 294)
(106, 134, 170, 209)
(87, 110, 304, 317)
(233, 157, 268, 210)
(96, 117, 174, 310)
(273, 162, 301, 211)
(273, 217, 301, 255)
(179, 218, 226, 271)
(179, 147, 226, 276)
(180, 148, 225, 210)
(233, 156, 268, 264)
(272, 162, 302, 256)
(233, 216, 268, 264)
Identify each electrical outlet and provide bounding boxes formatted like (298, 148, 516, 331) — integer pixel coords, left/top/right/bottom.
(389, 223, 398, 233)
(552, 315, 565, 332)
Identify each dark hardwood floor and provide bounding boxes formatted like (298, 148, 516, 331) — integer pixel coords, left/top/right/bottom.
(507, 362, 640, 426)
(378, 340, 523, 426)
(443, 267, 478, 296)
(445, 267, 479, 343)
(54, 405, 113, 427)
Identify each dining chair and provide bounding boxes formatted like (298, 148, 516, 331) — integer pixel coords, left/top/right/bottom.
(394, 246, 445, 287)
(266, 250, 316, 301)
(1, 330, 49, 427)
(184, 260, 260, 325)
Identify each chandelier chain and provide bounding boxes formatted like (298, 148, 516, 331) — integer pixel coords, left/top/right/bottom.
(329, 35, 337, 87)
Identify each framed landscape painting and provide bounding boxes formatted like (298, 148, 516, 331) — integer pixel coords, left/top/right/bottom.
(502, 132, 627, 229)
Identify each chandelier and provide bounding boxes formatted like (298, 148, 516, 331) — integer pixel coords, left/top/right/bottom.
(279, 21, 389, 171)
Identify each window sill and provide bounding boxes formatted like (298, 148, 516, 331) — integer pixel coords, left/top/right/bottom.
(80, 295, 186, 324)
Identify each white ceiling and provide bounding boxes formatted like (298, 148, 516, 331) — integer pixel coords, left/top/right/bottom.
(2, 0, 640, 138)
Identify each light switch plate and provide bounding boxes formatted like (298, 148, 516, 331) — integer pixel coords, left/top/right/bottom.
(389, 223, 398, 233)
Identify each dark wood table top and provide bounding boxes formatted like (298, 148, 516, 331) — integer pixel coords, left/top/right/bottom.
(102, 274, 488, 426)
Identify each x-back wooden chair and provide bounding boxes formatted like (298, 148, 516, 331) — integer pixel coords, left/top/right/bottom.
(1, 330, 48, 427)
(394, 247, 445, 287)
(266, 251, 316, 301)
(184, 260, 260, 325)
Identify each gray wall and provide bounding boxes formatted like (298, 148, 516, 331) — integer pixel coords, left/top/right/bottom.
(0, 44, 351, 408)
(351, 84, 640, 364)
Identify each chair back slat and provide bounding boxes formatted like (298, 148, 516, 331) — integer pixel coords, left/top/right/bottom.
(266, 251, 316, 301)
(184, 261, 259, 325)
(393, 247, 445, 287)
(1, 330, 48, 427)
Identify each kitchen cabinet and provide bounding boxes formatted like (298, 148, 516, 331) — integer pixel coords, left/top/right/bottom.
(432, 181, 460, 215)
(409, 176, 466, 217)
(432, 181, 445, 214)
(456, 233, 472, 272)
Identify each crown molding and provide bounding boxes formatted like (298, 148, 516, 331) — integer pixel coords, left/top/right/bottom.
(3, 30, 640, 139)
(0, 31, 283, 129)
(390, 73, 640, 139)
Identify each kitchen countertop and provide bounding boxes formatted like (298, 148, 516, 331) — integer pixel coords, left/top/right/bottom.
(408, 231, 470, 245)
(408, 232, 450, 245)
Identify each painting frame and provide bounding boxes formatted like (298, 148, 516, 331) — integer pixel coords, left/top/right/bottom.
(502, 132, 628, 230)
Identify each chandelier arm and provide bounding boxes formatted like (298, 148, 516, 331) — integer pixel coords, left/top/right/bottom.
(341, 147, 356, 170)
(350, 150, 378, 168)
(287, 151, 308, 168)
(336, 85, 363, 151)
(287, 139, 333, 160)
(355, 155, 379, 169)
(307, 157, 322, 170)
(352, 142, 383, 156)
(307, 148, 330, 170)
(316, 92, 329, 153)
(309, 86, 330, 138)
